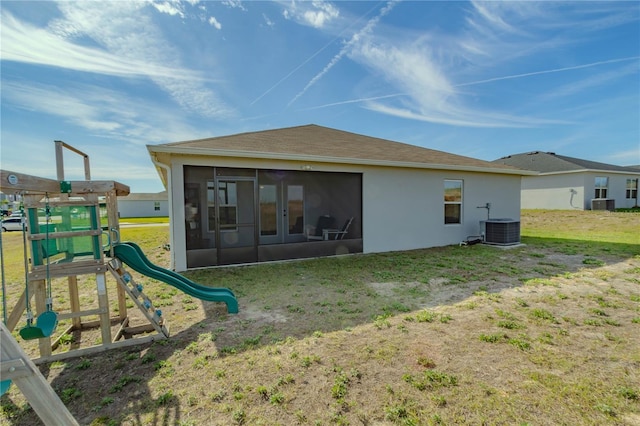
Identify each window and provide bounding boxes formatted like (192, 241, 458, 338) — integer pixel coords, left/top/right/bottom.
(444, 180, 462, 224)
(594, 177, 608, 199)
(626, 179, 638, 199)
(154, 201, 160, 211)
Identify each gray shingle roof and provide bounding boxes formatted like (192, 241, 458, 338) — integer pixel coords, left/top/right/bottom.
(493, 151, 640, 174)
(152, 124, 522, 173)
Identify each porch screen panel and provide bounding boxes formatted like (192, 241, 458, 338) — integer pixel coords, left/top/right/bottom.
(207, 180, 216, 232)
(288, 185, 304, 234)
(218, 181, 238, 230)
(260, 184, 277, 236)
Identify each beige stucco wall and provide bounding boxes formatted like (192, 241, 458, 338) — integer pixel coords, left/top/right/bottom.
(362, 167, 521, 254)
(161, 154, 522, 271)
(521, 173, 586, 210)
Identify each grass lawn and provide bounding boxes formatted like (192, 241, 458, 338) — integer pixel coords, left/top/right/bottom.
(119, 217, 169, 224)
(1, 210, 639, 425)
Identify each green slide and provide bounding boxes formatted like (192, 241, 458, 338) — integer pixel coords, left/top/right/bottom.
(113, 242, 238, 314)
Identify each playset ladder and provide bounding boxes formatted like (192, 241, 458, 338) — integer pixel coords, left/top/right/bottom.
(107, 259, 169, 340)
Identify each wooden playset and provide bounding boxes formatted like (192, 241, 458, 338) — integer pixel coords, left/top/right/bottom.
(1, 141, 171, 364)
(0, 141, 237, 425)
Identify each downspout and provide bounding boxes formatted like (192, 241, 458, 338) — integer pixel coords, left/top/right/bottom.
(151, 154, 176, 270)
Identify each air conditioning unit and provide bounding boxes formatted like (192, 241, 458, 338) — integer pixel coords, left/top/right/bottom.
(591, 199, 615, 211)
(480, 219, 520, 245)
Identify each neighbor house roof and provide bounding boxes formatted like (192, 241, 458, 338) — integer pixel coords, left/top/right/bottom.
(493, 151, 640, 174)
(148, 124, 529, 176)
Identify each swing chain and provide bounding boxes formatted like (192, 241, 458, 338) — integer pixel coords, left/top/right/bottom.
(20, 192, 33, 325)
(44, 193, 53, 311)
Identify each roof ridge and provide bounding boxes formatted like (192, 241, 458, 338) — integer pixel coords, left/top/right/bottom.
(151, 125, 527, 174)
(163, 124, 320, 146)
(494, 151, 640, 173)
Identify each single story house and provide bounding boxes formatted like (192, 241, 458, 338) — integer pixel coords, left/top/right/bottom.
(147, 125, 532, 271)
(493, 151, 640, 210)
(117, 191, 169, 218)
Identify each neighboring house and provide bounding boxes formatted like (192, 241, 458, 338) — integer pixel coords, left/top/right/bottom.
(147, 124, 532, 271)
(0, 192, 20, 213)
(117, 192, 168, 218)
(493, 151, 640, 210)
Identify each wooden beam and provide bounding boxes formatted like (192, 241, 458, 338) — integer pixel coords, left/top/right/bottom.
(0, 170, 59, 193)
(32, 280, 51, 358)
(0, 359, 29, 380)
(0, 170, 130, 196)
(63, 181, 130, 196)
(33, 332, 167, 364)
(30, 260, 107, 281)
(1, 322, 79, 426)
(6, 287, 28, 332)
(29, 229, 103, 241)
(96, 273, 112, 347)
(57, 307, 106, 320)
(67, 276, 82, 329)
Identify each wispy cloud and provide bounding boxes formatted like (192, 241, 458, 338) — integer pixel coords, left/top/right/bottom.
(52, 1, 233, 118)
(300, 93, 405, 111)
(150, 0, 187, 18)
(263, 13, 275, 28)
(251, 2, 380, 106)
(364, 99, 570, 128)
(288, 0, 398, 106)
(222, 0, 247, 12)
(2, 81, 206, 144)
(1, 3, 234, 119)
(606, 148, 640, 166)
(458, 57, 640, 88)
(534, 60, 640, 101)
(301, 55, 639, 119)
(208, 16, 222, 29)
(282, 0, 340, 29)
(0, 10, 197, 80)
(341, 1, 639, 128)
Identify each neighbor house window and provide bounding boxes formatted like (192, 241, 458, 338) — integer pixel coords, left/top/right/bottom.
(626, 179, 638, 199)
(444, 180, 463, 224)
(154, 201, 160, 211)
(595, 177, 608, 198)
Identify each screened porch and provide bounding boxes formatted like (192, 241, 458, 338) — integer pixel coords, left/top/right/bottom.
(183, 166, 362, 267)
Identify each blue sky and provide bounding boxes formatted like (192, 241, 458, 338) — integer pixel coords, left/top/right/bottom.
(1, 0, 639, 193)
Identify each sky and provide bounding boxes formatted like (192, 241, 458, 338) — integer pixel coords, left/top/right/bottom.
(1, 0, 639, 193)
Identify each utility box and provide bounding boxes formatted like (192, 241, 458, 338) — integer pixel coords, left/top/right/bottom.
(591, 199, 615, 211)
(480, 219, 521, 245)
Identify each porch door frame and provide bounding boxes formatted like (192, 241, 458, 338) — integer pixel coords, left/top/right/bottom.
(215, 176, 258, 265)
(258, 181, 306, 245)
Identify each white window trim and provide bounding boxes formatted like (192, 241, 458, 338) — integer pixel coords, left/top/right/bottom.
(444, 179, 463, 225)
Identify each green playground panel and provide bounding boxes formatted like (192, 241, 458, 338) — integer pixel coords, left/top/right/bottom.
(28, 204, 108, 264)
